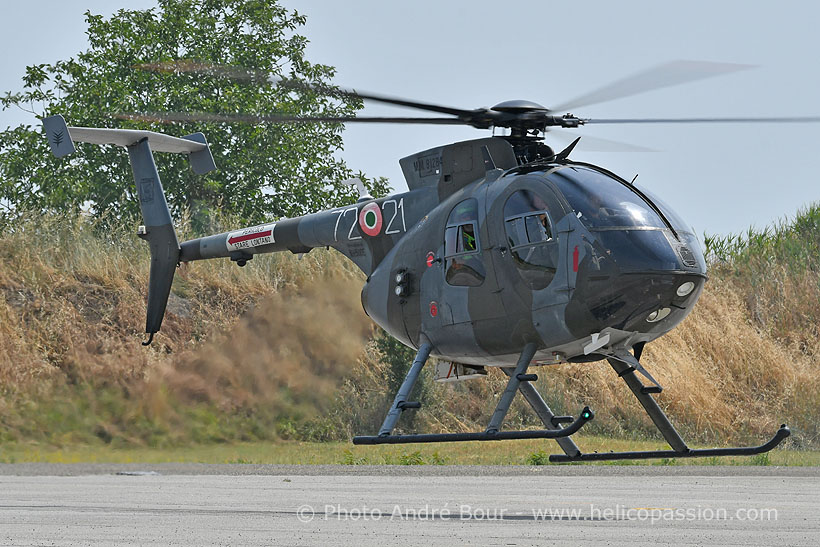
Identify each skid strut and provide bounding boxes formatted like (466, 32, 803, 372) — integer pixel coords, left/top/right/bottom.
(500, 367, 581, 457)
(353, 342, 594, 445)
(376, 341, 433, 437)
(549, 355, 790, 462)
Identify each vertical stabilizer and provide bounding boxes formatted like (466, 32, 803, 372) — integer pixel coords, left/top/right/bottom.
(128, 139, 180, 343)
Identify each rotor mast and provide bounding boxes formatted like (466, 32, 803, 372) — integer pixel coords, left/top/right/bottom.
(489, 100, 568, 164)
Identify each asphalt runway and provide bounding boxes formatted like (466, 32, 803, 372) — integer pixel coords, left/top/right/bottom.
(0, 464, 818, 546)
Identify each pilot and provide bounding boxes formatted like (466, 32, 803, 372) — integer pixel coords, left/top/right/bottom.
(580, 193, 606, 225)
(536, 212, 550, 239)
(461, 224, 477, 252)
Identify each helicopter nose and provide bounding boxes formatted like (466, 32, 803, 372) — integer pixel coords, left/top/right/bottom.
(616, 271, 705, 333)
(565, 227, 707, 337)
(565, 270, 706, 337)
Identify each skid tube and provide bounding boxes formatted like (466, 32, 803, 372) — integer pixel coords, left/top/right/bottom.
(353, 407, 593, 445)
(549, 424, 790, 462)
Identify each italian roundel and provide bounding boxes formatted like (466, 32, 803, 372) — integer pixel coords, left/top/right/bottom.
(359, 202, 383, 237)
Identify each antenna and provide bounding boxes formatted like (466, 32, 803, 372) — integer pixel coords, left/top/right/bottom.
(343, 177, 373, 202)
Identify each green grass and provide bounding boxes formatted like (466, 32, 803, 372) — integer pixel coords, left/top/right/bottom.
(703, 202, 820, 345)
(704, 202, 820, 267)
(1, 436, 817, 466)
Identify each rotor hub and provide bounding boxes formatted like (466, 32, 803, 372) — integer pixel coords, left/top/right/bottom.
(490, 100, 549, 114)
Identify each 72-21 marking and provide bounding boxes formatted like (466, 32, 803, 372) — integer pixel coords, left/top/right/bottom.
(334, 198, 406, 241)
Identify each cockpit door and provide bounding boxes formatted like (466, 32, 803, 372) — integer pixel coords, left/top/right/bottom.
(487, 178, 571, 316)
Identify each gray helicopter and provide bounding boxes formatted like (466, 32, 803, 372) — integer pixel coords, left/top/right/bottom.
(44, 61, 812, 462)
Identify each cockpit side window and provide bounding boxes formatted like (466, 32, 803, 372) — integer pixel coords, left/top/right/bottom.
(444, 198, 485, 287)
(503, 190, 558, 290)
(505, 213, 552, 249)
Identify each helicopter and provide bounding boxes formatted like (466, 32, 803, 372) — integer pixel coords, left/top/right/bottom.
(42, 60, 817, 462)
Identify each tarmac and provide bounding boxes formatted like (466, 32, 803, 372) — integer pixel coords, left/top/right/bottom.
(0, 464, 818, 546)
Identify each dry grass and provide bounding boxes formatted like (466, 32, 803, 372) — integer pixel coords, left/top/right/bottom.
(0, 210, 818, 452)
(0, 215, 369, 445)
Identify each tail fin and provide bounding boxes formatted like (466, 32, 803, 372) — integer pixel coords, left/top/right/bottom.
(43, 115, 217, 344)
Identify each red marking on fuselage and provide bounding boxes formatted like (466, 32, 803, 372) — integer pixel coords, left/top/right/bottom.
(572, 245, 579, 272)
(228, 230, 272, 245)
(426, 252, 435, 267)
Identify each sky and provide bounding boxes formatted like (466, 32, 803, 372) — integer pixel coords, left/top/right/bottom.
(1, 1, 818, 236)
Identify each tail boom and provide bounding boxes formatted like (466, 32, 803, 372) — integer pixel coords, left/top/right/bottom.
(179, 214, 322, 264)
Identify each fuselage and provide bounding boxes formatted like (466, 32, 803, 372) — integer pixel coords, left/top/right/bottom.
(180, 137, 707, 367)
(360, 161, 707, 367)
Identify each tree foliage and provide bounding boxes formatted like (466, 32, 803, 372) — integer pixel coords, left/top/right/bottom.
(0, 0, 389, 228)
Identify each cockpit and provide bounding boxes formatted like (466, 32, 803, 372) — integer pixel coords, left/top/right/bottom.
(527, 164, 708, 337)
(547, 165, 706, 274)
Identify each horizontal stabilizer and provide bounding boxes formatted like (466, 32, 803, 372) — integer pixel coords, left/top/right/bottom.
(42, 115, 216, 174)
(67, 127, 207, 154)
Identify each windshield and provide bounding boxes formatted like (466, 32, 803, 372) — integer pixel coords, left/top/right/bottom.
(548, 166, 667, 229)
(639, 187, 694, 235)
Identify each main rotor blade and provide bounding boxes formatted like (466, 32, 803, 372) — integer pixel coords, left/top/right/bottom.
(136, 60, 267, 81)
(115, 112, 468, 125)
(585, 116, 820, 124)
(277, 77, 480, 118)
(335, 89, 480, 118)
(547, 129, 657, 152)
(136, 60, 478, 118)
(550, 60, 754, 113)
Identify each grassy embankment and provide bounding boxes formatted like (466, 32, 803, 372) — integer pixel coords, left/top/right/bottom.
(0, 205, 818, 464)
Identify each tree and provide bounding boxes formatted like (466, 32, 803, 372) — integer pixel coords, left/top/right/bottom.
(0, 0, 389, 228)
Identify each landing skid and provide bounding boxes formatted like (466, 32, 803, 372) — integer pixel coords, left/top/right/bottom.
(352, 343, 791, 462)
(549, 425, 790, 462)
(352, 423, 592, 445)
(353, 342, 593, 447)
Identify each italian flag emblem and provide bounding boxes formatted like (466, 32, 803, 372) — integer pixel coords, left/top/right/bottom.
(359, 202, 383, 237)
